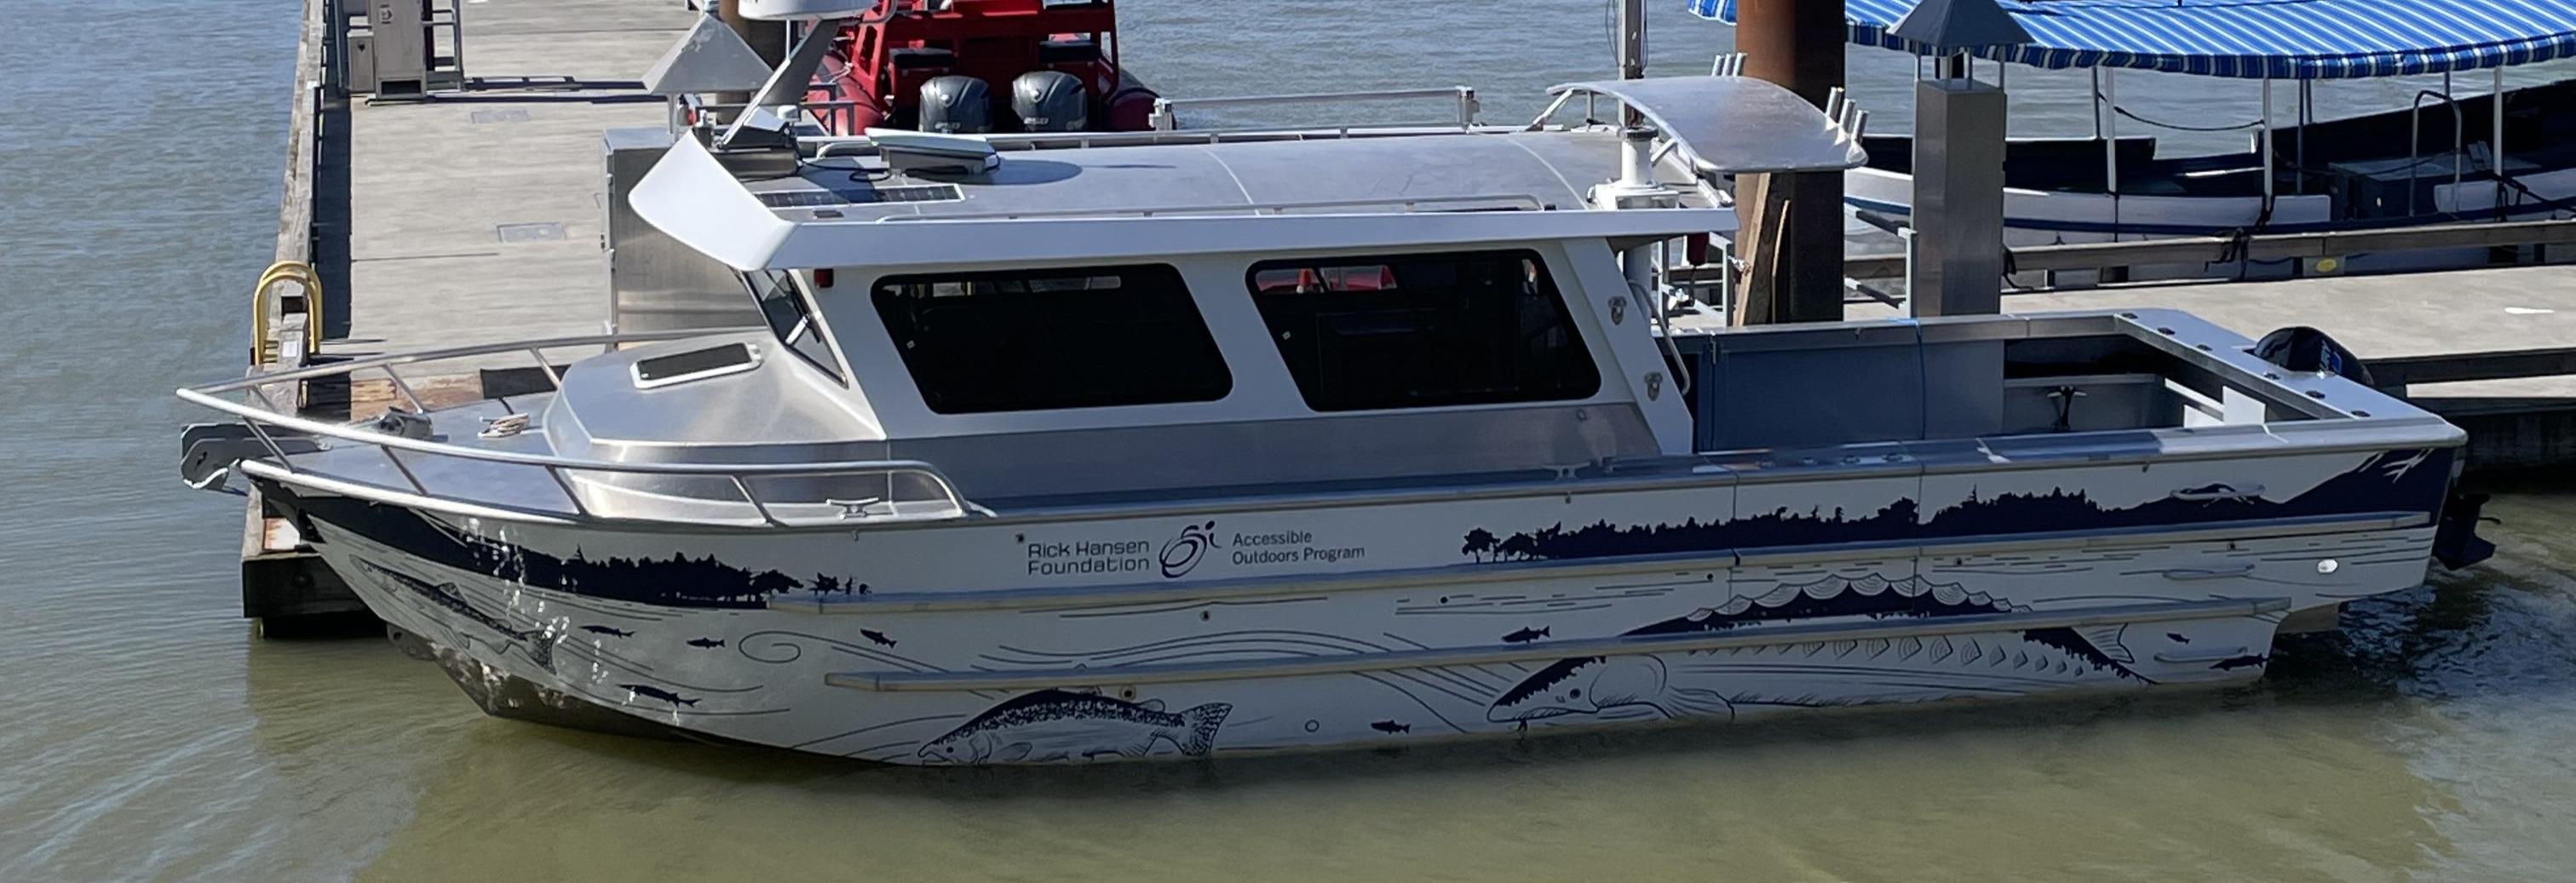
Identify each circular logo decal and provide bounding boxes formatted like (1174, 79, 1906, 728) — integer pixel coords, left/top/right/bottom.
(1159, 521, 1217, 578)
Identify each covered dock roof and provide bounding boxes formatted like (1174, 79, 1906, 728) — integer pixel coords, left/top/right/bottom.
(1690, 0, 2576, 79)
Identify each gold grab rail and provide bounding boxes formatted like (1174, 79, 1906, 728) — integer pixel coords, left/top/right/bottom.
(251, 260, 325, 365)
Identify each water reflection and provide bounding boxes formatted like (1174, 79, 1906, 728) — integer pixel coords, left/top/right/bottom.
(346, 644, 2453, 883)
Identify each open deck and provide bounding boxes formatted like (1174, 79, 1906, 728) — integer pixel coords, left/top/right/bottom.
(1844, 263, 2576, 473)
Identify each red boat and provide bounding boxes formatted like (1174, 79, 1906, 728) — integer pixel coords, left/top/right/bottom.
(804, 0, 1159, 135)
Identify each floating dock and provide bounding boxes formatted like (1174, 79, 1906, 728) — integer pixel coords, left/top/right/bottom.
(244, 0, 696, 626)
(238, 0, 2576, 626)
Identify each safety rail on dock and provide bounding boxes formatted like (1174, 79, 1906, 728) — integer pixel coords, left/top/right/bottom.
(1664, 215, 2576, 301)
(180, 330, 986, 530)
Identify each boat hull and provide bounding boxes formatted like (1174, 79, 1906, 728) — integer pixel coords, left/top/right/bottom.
(262, 444, 2451, 764)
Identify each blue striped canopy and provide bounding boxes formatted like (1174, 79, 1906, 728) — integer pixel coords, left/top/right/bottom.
(1688, 0, 2576, 79)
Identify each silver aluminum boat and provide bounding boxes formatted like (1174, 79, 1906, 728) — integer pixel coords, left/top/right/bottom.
(179, 76, 2490, 764)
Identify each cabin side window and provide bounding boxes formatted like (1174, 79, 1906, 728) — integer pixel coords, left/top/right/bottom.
(871, 264, 1233, 414)
(749, 270, 846, 384)
(1246, 249, 1600, 411)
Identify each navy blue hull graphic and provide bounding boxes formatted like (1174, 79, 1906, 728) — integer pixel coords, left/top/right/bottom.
(919, 690, 1232, 764)
(620, 684, 699, 707)
(266, 484, 845, 609)
(1622, 574, 2012, 637)
(1469, 450, 2450, 562)
(2209, 654, 2269, 671)
(354, 559, 555, 668)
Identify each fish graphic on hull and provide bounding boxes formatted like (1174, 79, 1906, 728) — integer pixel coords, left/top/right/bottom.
(1491, 629, 2151, 724)
(917, 690, 1233, 764)
(1487, 575, 2145, 724)
(355, 559, 555, 669)
(1487, 656, 1734, 723)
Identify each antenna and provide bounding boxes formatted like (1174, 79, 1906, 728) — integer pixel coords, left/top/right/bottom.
(716, 0, 887, 151)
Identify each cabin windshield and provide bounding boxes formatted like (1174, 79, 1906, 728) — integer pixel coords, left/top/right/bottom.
(1248, 249, 1600, 411)
(748, 270, 845, 383)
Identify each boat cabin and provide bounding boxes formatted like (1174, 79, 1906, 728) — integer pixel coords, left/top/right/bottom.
(603, 124, 1728, 507)
(584, 77, 2440, 519)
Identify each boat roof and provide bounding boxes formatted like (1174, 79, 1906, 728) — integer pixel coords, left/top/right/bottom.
(1694, 0, 2576, 80)
(757, 129, 1692, 222)
(634, 74, 1869, 271)
(631, 129, 1735, 271)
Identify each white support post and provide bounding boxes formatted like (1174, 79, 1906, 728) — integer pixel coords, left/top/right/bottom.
(2261, 77, 2274, 204)
(2495, 66, 2510, 215)
(2103, 67, 2119, 234)
(2090, 68, 2102, 140)
(2297, 78, 2310, 194)
(1616, 0, 1646, 81)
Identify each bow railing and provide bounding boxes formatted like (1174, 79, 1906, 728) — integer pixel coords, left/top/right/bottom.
(178, 330, 985, 528)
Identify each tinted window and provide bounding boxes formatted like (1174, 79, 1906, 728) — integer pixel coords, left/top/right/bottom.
(749, 270, 845, 383)
(872, 265, 1232, 414)
(1248, 250, 1599, 411)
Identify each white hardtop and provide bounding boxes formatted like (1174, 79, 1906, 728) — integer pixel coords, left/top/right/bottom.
(630, 75, 1869, 272)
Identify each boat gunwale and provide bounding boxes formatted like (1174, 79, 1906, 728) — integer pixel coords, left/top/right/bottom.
(239, 416, 2459, 534)
(193, 315, 2463, 533)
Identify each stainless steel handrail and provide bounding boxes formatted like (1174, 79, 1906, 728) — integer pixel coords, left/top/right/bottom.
(798, 124, 1524, 158)
(1148, 86, 1480, 131)
(2408, 89, 2468, 216)
(178, 329, 984, 528)
(870, 192, 1550, 223)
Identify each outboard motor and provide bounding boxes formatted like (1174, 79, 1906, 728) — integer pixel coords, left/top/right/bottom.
(2252, 325, 2376, 387)
(917, 75, 992, 134)
(2255, 325, 2494, 571)
(1010, 70, 1090, 132)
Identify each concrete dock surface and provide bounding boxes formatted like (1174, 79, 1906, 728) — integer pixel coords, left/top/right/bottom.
(330, 0, 691, 360)
(1854, 263, 2576, 399)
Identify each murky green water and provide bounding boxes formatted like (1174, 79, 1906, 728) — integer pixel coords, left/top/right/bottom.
(4, 1, 2573, 880)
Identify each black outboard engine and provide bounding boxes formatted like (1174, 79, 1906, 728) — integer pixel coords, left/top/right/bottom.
(1010, 70, 1090, 132)
(918, 75, 992, 134)
(2256, 325, 2495, 570)
(2252, 325, 2376, 387)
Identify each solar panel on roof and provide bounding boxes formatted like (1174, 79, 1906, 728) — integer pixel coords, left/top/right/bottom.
(756, 183, 964, 209)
